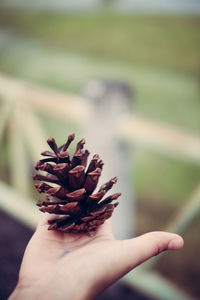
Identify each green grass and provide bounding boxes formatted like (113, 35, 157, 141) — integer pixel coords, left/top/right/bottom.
(135, 149, 200, 206)
(0, 34, 199, 131)
(0, 8, 200, 131)
(0, 9, 200, 75)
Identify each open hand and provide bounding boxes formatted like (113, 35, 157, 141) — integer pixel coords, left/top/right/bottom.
(9, 213, 184, 300)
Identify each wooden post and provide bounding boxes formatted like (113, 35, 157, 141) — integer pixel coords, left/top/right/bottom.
(83, 79, 134, 238)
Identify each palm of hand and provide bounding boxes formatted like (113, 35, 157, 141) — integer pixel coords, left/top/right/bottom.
(18, 214, 118, 299)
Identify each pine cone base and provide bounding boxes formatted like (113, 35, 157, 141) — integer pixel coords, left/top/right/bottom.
(33, 133, 121, 234)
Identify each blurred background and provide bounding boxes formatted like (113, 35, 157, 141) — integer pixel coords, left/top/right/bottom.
(0, 0, 200, 299)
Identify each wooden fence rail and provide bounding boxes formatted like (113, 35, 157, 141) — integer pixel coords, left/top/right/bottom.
(1, 72, 200, 163)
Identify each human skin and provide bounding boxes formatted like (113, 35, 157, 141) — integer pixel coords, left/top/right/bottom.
(9, 213, 184, 300)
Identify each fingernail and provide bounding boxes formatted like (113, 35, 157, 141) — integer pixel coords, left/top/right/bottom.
(168, 239, 182, 250)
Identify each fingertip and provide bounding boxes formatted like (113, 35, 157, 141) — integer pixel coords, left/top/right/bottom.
(36, 212, 54, 231)
(167, 235, 184, 250)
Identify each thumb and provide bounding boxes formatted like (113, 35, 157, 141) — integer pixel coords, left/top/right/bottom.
(118, 231, 184, 274)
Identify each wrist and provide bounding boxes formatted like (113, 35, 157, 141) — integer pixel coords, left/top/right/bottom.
(8, 281, 41, 300)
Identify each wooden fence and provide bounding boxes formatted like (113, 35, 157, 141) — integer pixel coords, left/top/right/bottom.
(0, 72, 199, 300)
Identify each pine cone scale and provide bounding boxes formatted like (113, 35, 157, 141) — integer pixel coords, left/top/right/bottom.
(66, 189, 86, 201)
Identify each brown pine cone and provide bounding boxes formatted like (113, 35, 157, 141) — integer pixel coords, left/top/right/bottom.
(33, 133, 121, 234)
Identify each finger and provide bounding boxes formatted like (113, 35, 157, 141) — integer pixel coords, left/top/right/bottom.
(38, 212, 49, 226)
(34, 213, 61, 238)
(119, 231, 184, 273)
(36, 212, 57, 229)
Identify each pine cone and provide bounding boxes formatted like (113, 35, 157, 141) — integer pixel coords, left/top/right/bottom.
(33, 133, 121, 234)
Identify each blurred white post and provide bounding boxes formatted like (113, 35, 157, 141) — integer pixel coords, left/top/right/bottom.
(83, 79, 134, 239)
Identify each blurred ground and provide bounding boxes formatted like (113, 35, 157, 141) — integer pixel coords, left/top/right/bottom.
(0, 210, 33, 300)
